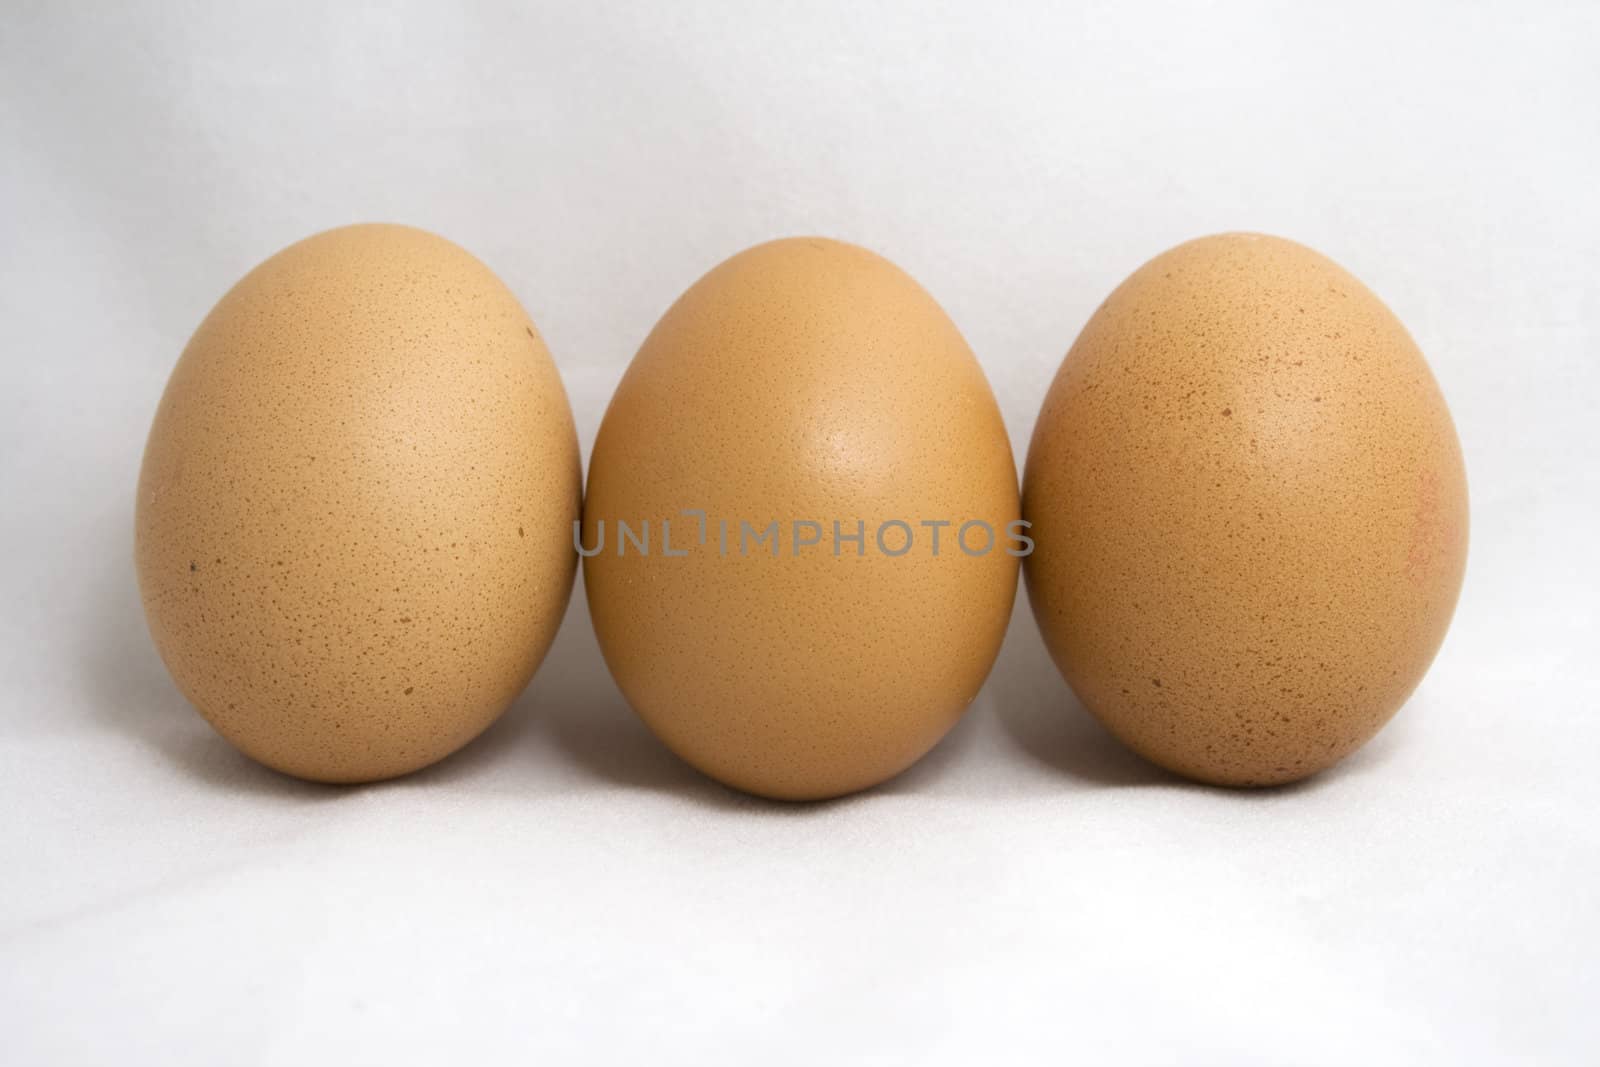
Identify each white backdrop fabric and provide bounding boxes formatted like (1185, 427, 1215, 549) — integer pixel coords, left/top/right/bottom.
(2, 2, 1596, 1064)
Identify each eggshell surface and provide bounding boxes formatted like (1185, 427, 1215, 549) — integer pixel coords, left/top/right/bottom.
(584, 238, 1019, 800)
(136, 224, 581, 783)
(1023, 233, 1468, 786)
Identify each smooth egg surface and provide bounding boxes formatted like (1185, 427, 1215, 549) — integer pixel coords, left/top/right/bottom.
(1023, 233, 1468, 786)
(136, 224, 581, 782)
(584, 238, 1019, 800)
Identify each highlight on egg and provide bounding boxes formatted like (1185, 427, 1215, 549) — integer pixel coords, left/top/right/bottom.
(582, 237, 1020, 801)
(1022, 232, 1468, 787)
(135, 224, 581, 783)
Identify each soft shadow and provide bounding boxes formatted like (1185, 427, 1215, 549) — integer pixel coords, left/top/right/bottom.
(515, 575, 755, 809)
(89, 524, 791, 809)
(88, 526, 1400, 805)
(522, 571, 983, 809)
(82, 537, 336, 801)
(990, 588, 1179, 789)
(88, 530, 737, 804)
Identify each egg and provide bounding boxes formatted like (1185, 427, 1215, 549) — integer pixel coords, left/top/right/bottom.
(1023, 233, 1468, 786)
(583, 238, 1020, 800)
(136, 224, 581, 782)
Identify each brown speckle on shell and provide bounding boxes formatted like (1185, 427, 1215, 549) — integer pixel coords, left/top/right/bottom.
(1022, 233, 1469, 787)
(135, 224, 582, 783)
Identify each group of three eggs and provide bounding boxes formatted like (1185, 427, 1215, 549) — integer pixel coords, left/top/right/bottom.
(135, 225, 1468, 800)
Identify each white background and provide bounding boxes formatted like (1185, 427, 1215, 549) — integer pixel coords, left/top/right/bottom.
(3, 2, 1596, 1063)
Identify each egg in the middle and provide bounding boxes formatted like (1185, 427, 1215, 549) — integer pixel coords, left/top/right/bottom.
(583, 238, 1020, 800)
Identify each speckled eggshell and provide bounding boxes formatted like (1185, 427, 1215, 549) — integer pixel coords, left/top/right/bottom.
(1023, 233, 1468, 787)
(583, 238, 1019, 801)
(136, 224, 581, 783)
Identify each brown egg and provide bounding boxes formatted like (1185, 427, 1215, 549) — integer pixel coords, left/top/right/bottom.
(1023, 233, 1468, 786)
(136, 224, 581, 783)
(583, 238, 1020, 800)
